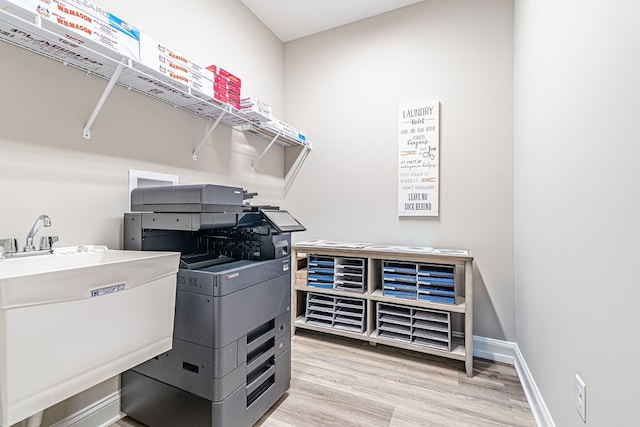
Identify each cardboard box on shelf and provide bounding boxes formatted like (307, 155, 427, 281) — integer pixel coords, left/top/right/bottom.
(207, 64, 241, 86)
(217, 68, 241, 85)
(136, 56, 189, 91)
(239, 97, 272, 122)
(296, 255, 308, 270)
(189, 69, 214, 92)
(187, 61, 206, 74)
(296, 268, 307, 279)
(0, 0, 141, 62)
(0, 6, 121, 77)
(138, 32, 216, 96)
(295, 267, 308, 286)
(241, 97, 271, 109)
(262, 118, 299, 140)
(214, 80, 239, 91)
(139, 32, 211, 75)
(190, 77, 214, 99)
(0, 0, 38, 22)
(215, 89, 240, 99)
(42, 0, 141, 61)
(214, 87, 241, 100)
(213, 73, 241, 86)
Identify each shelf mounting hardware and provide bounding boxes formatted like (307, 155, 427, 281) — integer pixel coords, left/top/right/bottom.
(252, 132, 281, 171)
(285, 143, 312, 194)
(82, 59, 127, 140)
(192, 112, 226, 161)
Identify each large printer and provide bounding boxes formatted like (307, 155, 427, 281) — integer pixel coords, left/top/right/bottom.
(120, 184, 305, 427)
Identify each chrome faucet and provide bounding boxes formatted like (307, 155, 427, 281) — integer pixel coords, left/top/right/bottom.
(25, 214, 52, 252)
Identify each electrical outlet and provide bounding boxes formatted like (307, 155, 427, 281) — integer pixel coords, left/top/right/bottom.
(576, 374, 586, 422)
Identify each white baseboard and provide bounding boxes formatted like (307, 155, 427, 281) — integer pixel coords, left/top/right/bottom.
(49, 391, 123, 427)
(512, 344, 557, 427)
(473, 336, 555, 427)
(473, 335, 517, 365)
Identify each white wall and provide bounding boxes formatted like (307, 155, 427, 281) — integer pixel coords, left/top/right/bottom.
(0, 0, 284, 425)
(283, 0, 515, 341)
(514, 0, 640, 425)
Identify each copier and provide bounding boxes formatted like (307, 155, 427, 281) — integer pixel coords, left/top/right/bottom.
(120, 184, 305, 427)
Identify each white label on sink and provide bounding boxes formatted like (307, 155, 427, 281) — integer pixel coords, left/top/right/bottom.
(90, 283, 126, 297)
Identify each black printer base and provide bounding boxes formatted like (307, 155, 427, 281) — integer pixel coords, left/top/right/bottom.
(121, 349, 290, 427)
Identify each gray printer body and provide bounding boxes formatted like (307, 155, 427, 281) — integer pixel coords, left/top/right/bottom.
(120, 184, 304, 427)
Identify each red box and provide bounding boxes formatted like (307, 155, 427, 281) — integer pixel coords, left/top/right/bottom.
(214, 75, 241, 90)
(214, 84, 241, 97)
(208, 64, 241, 86)
(214, 74, 239, 85)
(214, 90, 241, 102)
(218, 69, 241, 86)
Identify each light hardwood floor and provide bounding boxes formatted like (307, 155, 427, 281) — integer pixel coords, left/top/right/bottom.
(114, 331, 536, 427)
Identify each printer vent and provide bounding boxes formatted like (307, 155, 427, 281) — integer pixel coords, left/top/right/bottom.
(246, 320, 277, 406)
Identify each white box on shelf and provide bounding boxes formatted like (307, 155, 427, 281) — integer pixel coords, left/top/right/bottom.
(137, 33, 189, 91)
(36, 0, 141, 61)
(189, 69, 215, 99)
(263, 117, 298, 139)
(0, 8, 120, 77)
(0, 0, 38, 21)
(138, 32, 214, 96)
(240, 97, 271, 111)
(239, 97, 272, 122)
(139, 32, 203, 75)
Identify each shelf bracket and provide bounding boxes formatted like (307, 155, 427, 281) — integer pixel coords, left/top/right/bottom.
(252, 132, 280, 171)
(192, 112, 226, 161)
(82, 61, 126, 140)
(285, 143, 312, 194)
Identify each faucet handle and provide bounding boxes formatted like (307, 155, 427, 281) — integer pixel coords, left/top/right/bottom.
(39, 236, 59, 251)
(0, 238, 18, 253)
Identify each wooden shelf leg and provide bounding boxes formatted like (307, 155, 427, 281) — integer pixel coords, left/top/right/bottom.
(465, 259, 474, 377)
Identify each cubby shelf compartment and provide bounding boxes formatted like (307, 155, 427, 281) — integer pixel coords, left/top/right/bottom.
(335, 257, 367, 293)
(382, 261, 418, 300)
(417, 263, 455, 305)
(305, 293, 366, 334)
(307, 255, 367, 293)
(306, 256, 335, 289)
(376, 302, 451, 351)
(382, 260, 456, 305)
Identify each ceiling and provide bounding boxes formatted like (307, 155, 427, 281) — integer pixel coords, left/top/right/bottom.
(240, 0, 425, 43)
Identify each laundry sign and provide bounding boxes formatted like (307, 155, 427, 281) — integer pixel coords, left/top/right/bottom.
(398, 100, 440, 217)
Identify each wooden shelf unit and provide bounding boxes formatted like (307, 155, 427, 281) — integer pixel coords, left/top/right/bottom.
(292, 243, 474, 377)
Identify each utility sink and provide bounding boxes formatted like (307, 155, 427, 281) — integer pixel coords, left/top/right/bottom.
(0, 245, 180, 427)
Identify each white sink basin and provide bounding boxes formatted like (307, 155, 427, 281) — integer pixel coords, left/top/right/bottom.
(0, 245, 180, 427)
